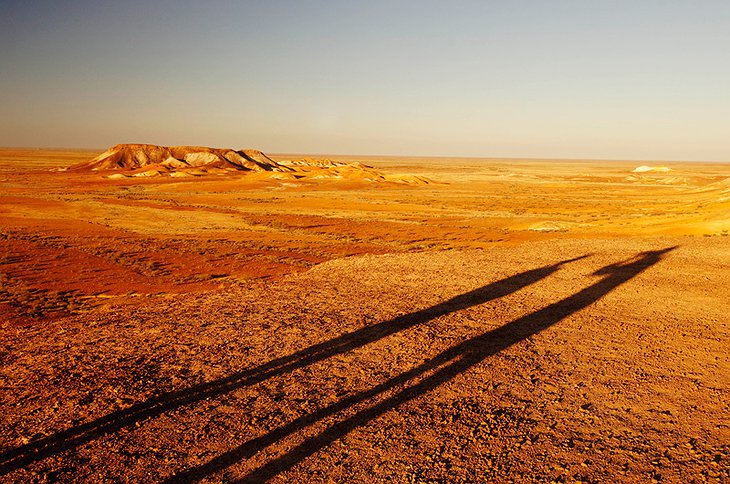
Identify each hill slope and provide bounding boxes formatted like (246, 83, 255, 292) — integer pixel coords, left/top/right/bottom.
(70, 144, 285, 173)
(68, 144, 433, 184)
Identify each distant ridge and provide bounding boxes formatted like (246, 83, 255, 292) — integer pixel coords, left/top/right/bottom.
(68, 143, 434, 184)
(70, 144, 287, 173)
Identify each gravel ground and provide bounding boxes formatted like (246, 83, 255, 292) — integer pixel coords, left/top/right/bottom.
(1, 236, 728, 483)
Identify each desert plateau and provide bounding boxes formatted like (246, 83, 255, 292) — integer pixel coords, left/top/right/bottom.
(0, 147, 728, 482)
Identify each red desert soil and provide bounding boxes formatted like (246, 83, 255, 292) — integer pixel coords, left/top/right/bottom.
(1, 149, 729, 482)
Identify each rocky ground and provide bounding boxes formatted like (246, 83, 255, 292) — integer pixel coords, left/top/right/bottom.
(1, 236, 728, 482)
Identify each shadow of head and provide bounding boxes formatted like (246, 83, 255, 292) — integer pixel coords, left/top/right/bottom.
(593, 246, 678, 276)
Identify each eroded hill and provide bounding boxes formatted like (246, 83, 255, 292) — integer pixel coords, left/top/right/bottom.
(70, 144, 283, 174)
(69, 144, 433, 184)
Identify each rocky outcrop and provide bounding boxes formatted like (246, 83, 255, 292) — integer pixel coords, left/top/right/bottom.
(70, 144, 434, 185)
(70, 144, 287, 173)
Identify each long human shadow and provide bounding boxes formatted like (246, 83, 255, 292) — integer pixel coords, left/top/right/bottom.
(0, 256, 588, 475)
(165, 247, 676, 483)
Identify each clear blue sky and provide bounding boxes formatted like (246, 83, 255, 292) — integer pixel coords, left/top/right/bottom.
(2, 0, 729, 160)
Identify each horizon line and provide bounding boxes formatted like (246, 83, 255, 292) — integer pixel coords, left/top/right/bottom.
(0, 145, 727, 164)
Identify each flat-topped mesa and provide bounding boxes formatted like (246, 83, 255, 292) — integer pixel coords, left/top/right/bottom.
(68, 143, 435, 184)
(632, 165, 672, 173)
(70, 144, 288, 173)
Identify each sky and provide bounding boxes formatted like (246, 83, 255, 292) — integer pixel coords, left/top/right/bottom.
(1, 0, 729, 161)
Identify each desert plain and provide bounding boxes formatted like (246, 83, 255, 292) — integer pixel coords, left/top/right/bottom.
(1, 147, 728, 482)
